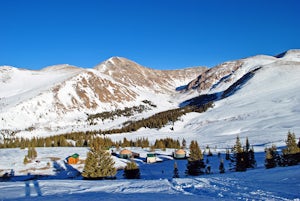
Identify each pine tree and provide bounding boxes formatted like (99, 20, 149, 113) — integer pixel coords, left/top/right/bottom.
(173, 162, 179, 178)
(27, 146, 37, 160)
(282, 131, 300, 166)
(189, 140, 203, 161)
(265, 146, 277, 169)
(244, 138, 256, 168)
(283, 131, 300, 155)
(230, 136, 246, 172)
(82, 141, 116, 179)
(186, 140, 205, 176)
(182, 138, 186, 149)
(123, 160, 140, 179)
(225, 149, 230, 160)
(23, 156, 29, 164)
(248, 146, 256, 168)
(207, 147, 213, 157)
(219, 159, 225, 173)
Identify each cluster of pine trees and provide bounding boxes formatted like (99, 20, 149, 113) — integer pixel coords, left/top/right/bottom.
(87, 100, 156, 125)
(265, 131, 300, 168)
(183, 136, 258, 176)
(153, 138, 182, 150)
(106, 102, 213, 134)
(228, 136, 256, 172)
(23, 146, 37, 164)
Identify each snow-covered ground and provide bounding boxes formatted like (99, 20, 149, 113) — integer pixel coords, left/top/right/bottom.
(0, 147, 299, 200)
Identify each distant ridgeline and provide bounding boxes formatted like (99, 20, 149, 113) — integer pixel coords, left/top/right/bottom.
(0, 101, 214, 148)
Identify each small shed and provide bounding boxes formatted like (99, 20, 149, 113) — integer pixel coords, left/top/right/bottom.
(119, 149, 133, 159)
(67, 153, 79, 164)
(173, 149, 186, 159)
(146, 153, 156, 163)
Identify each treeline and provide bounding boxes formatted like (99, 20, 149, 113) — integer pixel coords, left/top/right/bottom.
(0, 102, 214, 149)
(106, 102, 214, 134)
(87, 100, 157, 125)
(0, 133, 185, 151)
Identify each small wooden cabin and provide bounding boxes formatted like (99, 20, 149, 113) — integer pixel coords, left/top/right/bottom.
(146, 153, 156, 163)
(67, 153, 79, 164)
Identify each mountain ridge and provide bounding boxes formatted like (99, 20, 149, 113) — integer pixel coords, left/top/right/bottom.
(0, 49, 299, 145)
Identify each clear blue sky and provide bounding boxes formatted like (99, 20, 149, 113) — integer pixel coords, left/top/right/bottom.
(1, 0, 300, 70)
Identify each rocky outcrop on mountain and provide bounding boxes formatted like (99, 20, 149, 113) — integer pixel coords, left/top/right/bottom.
(185, 60, 243, 93)
(95, 57, 206, 93)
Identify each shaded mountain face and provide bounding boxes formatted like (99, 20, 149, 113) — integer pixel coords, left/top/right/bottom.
(189, 49, 300, 95)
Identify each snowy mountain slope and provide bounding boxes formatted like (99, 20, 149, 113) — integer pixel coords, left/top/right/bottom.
(1, 50, 300, 145)
(184, 55, 277, 96)
(0, 65, 82, 110)
(182, 59, 300, 147)
(0, 59, 205, 135)
(104, 50, 300, 149)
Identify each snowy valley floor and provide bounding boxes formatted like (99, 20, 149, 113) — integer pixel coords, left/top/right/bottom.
(0, 166, 299, 201)
(0, 148, 299, 201)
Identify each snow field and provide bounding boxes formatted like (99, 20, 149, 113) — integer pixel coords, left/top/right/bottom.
(0, 147, 299, 200)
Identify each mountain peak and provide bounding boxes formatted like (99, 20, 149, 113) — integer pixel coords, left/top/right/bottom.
(275, 49, 300, 62)
(95, 57, 143, 72)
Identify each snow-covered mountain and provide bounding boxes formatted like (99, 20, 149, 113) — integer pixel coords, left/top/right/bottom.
(1, 49, 300, 147)
(0, 57, 205, 136)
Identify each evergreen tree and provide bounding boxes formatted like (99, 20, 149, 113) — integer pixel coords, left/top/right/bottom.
(23, 156, 29, 164)
(265, 146, 276, 169)
(123, 160, 140, 179)
(225, 149, 230, 160)
(248, 146, 257, 168)
(282, 131, 300, 166)
(244, 137, 256, 168)
(45, 138, 52, 147)
(82, 141, 116, 179)
(219, 159, 225, 173)
(282, 131, 300, 155)
(27, 146, 37, 160)
(181, 138, 186, 149)
(189, 140, 203, 161)
(186, 140, 205, 176)
(207, 147, 213, 157)
(173, 162, 179, 178)
(230, 136, 246, 172)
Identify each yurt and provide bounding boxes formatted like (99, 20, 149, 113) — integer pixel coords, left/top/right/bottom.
(119, 149, 133, 159)
(174, 149, 186, 159)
